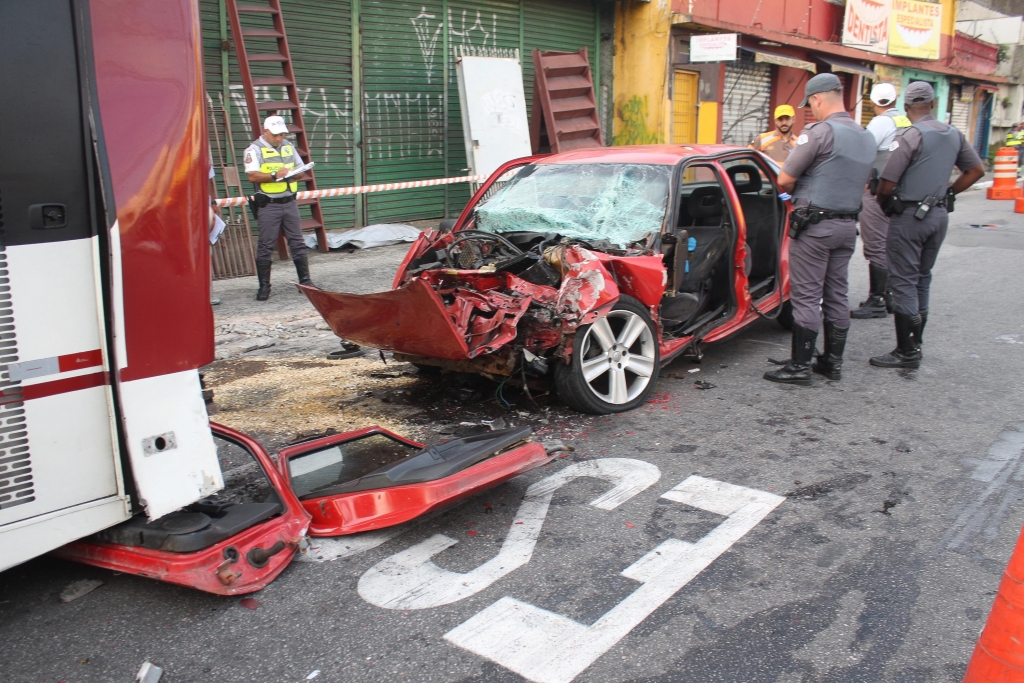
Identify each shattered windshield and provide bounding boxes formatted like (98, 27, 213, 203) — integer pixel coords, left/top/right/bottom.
(475, 163, 672, 247)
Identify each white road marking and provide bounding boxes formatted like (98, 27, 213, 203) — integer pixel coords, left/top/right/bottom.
(357, 459, 662, 610)
(444, 475, 785, 683)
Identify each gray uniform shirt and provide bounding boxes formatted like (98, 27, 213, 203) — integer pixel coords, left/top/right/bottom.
(880, 115, 982, 185)
(243, 137, 304, 198)
(781, 111, 872, 212)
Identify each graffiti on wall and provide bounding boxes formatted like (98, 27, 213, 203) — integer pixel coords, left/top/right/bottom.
(220, 6, 502, 168)
(613, 95, 662, 146)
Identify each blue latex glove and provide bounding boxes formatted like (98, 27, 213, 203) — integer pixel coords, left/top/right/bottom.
(778, 192, 792, 201)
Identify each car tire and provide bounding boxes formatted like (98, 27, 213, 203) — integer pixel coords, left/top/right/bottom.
(555, 295, 661, 414)
(776, 300, 793, 330)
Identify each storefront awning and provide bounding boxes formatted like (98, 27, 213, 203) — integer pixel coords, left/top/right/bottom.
(741, 47, 816, 73)
(816, 55, 876, 78)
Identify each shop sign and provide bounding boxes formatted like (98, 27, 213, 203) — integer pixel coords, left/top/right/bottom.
(690, 33, 737, 62)
(842, 0, 891, 54)
(888, 0, 942, 60)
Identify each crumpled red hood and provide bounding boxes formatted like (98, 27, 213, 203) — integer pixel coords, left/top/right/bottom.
(299, 245, 633, 361)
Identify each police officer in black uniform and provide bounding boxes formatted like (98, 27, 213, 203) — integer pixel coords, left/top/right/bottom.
(765, 73, 875, 386)
(871, 82, 984, 369)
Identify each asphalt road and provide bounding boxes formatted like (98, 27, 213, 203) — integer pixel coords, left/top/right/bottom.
(2, 190, 1023, 683)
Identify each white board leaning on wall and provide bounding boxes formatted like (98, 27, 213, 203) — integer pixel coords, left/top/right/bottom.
(456, 47, 532, 178)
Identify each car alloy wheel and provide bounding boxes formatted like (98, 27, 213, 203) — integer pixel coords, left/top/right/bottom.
(555, 295, 660, 414)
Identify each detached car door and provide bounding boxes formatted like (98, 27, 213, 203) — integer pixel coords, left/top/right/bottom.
(278, 426, 551, 536)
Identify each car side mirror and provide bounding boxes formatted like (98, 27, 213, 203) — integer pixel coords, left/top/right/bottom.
(439, 219, 457, 232)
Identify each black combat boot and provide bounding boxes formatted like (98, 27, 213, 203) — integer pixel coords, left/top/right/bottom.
(764, 324, 817, 386)
(293, 255, 316, 288)
(851, 264, 889, 319)
(812, 322, 848, 380)
(869, 312, 922, 369)
(255, 259, 272, 301)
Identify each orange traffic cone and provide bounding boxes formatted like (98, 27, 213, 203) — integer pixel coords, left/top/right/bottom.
(987, 148, 1022, 200)
(963, 524, 1024, 682)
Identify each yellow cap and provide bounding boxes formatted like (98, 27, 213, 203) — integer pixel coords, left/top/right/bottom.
(774, 104, 795, 119)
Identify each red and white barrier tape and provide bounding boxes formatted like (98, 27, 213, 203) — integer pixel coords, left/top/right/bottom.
(215, 174, 488, 208)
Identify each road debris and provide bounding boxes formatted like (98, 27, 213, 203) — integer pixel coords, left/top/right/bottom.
(136, 661, 163, 683)
(693, 380, 716, 390)
(59, 579, 103, 603)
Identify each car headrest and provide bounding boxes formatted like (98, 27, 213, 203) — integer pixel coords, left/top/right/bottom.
(687, 186, 724, 219)
(727, 165, 762, 194)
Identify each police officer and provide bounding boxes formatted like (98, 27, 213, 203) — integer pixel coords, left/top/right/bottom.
(871, 81, 984, 369)
(764, 73, 875, 386)
(851, 82, 911, 319)
(1007, 123, 1024, 169)
(749, 105, 798, 163)
(244, 115, 315, 301)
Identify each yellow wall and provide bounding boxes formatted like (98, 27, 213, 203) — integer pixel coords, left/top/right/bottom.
(612, 0, 674, 145)
(940, 0, 956, 40)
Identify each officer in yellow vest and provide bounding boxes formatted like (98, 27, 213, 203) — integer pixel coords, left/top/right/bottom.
(244, 115, 314, 301)
(1007, 123, 1023, 168)
(749, 104, 798, 163)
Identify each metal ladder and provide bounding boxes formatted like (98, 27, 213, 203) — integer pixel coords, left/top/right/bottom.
(225, 0, 329, 256)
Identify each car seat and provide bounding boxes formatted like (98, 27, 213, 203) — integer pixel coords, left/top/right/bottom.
(678, 186, 728, 293)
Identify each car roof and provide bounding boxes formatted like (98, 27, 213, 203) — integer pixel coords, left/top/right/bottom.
(535, 144, 748, 166)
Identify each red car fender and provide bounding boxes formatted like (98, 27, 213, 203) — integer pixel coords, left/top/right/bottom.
(276, 427, 552, 536)
(557, 246, 621, 327)
(55, 424, 311, 596)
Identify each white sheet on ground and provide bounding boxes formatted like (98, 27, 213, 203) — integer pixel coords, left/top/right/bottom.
(304, 224, 422, 250)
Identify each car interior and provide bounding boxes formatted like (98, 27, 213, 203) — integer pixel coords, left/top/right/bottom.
(660, 157, 784, 335)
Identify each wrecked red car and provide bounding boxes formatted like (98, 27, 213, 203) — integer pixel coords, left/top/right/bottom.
(302, 145, 792, 414)
(56, 424, 549, 594)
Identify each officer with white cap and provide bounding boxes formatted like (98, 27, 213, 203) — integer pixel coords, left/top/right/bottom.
(244, 115, 314, 301)
(764, 73, 875, 386)
(850, 82, 911, 319)
(871, 81, 984, 369)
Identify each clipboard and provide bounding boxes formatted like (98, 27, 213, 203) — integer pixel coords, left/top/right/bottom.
(283, 161, 315, 180)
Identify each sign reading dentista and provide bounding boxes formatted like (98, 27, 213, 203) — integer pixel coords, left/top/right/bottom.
(842, 0, 942, 60)
(690, 33, 737, 62)
(888, 0, 942, 60)
(843, 0, 892, 54)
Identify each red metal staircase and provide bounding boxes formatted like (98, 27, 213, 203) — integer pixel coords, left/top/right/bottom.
(530, 48, 603, 154)
(225, 0, 329, 255)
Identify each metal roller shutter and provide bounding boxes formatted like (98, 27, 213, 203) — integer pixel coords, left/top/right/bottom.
(951, 98, 970, 136)
(200, 0, 357, 229)
(202, 0, 599, 227)
(722, 60, 771, 147)
(362, 0, 448, 223)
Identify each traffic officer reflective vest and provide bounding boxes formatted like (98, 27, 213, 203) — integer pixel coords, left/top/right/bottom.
(258, 144, 298, 194)
(1007, 129, 1023, 147)
(872, 111, 912, 173)
(793, 120, 876, 213)
(895, 122, 960, 203)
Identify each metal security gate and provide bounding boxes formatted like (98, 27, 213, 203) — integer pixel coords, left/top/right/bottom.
(202, 0, 598, 229)
(200, 0, 358, 230)
(722, 59, 771, 147)
(951, 96, 970, 136)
